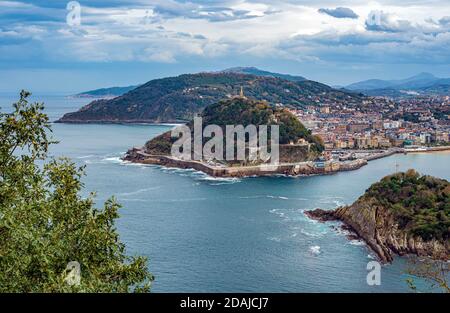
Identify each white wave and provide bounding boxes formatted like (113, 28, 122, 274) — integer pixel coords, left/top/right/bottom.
(300, 228, 327, 238)
(124, 162, 151, 168)
(269, 209, 286, 218)
(198, 175, 240, 182)
(266, 195, 289, 200)
(76, 155, 95, 159)
(162, 167, 195, 173)
(301, 211, 318, 224)
(158, 123, 183, 127)
(349, 240, 365, 246)
(267, 236, 281, 242)
(104, 154, 152, 167)
(117, 186, 160, 197)
(309, 246, 321, 255)
(102, 156, 123, 163)
(196, 175, 241, 185)
(151, 164, 243, 184)
(334, 226, 352, 237)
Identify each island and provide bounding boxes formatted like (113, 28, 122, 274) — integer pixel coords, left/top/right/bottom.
(306, 170, 449, 263)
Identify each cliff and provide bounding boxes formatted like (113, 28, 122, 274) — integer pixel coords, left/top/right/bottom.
(306, 170, 449, 263)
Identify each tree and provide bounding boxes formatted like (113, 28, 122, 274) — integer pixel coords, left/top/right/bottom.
(0, 91, 154, 292)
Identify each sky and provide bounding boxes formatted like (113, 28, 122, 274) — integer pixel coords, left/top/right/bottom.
(0, 0, 449, 93)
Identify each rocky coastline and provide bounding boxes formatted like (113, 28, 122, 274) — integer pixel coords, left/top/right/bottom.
(306, 196, 449, 263)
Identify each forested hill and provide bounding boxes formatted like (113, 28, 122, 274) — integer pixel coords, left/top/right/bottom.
(307, 170, 449, 263)
(57, 72, 365, 124)
(135, 97, 324, 163)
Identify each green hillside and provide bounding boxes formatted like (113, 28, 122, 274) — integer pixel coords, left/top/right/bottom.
(57, 72, 365, 123)
(145, 97, 324, 163)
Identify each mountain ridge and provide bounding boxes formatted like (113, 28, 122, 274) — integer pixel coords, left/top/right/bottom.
(73, 85, 141, 98)
(57, 70, 364, 124)
(72, 67, 306, 99)
(220, 67, 307, 82)
(346, 72, 450, 96)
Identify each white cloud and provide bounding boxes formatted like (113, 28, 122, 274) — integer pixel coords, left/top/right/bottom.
(0, 0, 449, 67)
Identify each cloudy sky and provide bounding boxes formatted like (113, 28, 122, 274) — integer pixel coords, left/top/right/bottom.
(0, 0, 449, 93)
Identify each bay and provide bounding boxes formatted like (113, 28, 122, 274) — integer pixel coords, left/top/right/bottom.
(1, 93, 449, 292)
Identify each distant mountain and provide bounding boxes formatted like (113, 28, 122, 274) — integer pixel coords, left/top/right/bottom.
(221, 67, 306, 82)
(346, 79, 394, 91)
(346, 73, 450, 97)
(360, 89, 419, 98)
(71, 67, 305, 99)
(73, 85, 141, 98)
(420, 82, 450, 95)
(57, 71, 364, 124)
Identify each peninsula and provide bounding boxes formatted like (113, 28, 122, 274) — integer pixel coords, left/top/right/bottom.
(123, 94, 449, 178)
(123, 96, 373, 177)
(306, 170, 449, 263)
(56, 69, 364, 124)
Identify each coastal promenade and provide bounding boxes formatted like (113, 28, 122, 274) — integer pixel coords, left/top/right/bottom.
(125, 145, 450, 178)
(125, 148, 367, 177)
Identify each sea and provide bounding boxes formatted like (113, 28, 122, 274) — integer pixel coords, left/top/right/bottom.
(1, 92, 449, 292)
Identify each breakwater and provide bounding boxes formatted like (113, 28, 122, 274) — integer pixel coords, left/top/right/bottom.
(124, 148, 368, 177)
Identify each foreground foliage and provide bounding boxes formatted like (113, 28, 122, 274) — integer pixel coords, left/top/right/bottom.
(0, 91, 153, 292)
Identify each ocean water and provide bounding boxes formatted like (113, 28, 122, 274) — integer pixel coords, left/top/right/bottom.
(1, 93, 449, 293)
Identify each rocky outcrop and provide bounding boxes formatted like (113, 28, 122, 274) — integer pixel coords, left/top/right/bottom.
(306, 199, 449, 263)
